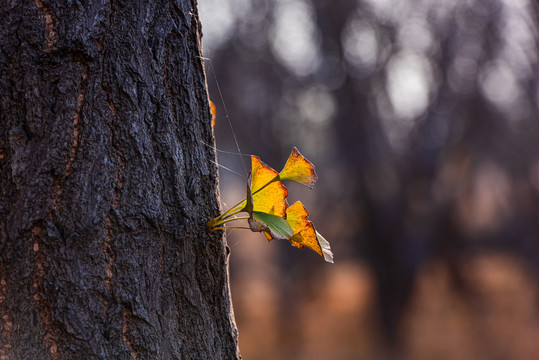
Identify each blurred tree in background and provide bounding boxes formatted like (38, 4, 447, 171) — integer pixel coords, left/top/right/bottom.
(200, 0, 539, 359)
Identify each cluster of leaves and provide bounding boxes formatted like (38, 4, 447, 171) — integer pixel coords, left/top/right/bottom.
(208, 148, 333, 263)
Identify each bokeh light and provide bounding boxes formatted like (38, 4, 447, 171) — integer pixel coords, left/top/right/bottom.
(199, 0, 539, 358)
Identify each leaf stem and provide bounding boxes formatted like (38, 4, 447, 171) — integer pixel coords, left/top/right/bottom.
(218, 199, 246, 219)
(210, 215, 249, 228)
(210, 226, 251, 232)
(208, 175, 280, 230)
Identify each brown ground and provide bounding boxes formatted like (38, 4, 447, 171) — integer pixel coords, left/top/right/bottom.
(230, 240, 539, 360)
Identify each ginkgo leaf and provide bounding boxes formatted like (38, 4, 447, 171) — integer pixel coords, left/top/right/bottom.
(207, 148, 333, 263)
(242, 159, 292, 242)
(285, 201, 313, 239)
(278, 147, 318, 188)
(286, 201, 320, 255)
(249, 211, 293, 241)
(286, 201, 333, 263)
(250, 155, 288, 217)
(210, 100, 216, 127)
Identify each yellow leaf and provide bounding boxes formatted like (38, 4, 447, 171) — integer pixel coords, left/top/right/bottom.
(279, 147, 318, 188)
(286, 201, 323, 257)
(251, 156, 288, 217)
(285, 201, 312, 237)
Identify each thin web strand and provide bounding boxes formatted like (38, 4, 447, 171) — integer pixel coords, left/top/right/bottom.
(209, 159, 244, 178)
(200, 140, 251, 157)
(204, 57, 248, 177)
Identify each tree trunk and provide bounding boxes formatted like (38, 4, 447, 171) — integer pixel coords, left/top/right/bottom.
(0, 0, 240, 359)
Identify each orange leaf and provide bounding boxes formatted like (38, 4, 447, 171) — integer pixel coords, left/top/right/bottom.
(286, 201, 333, 263)
(210, 100, 216, 127)
(279, 147, 318, 188)
(251, 156, 288, 217)
(286, 201, 323, 255)
(285, 201, 312, 237)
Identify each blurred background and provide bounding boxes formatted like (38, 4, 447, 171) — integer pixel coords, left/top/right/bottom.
(198, 0, 539, 359)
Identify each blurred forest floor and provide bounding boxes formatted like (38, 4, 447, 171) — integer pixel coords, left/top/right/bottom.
(228, 233, 539, 360)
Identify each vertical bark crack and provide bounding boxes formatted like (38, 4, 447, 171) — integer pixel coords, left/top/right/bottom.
(0, 264, 11, 360)
(51, 65, 88, 215)
(51, 180, 62, 213)
(113, 162, 124, 210)
(34, 0, 57, 49)
(65, 65, 88, 177)
(107, 99, 125, 207)
(122, 308, 138, 360)
(32, 224, 59, 360)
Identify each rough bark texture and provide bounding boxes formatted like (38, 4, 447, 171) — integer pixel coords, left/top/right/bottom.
(0, 0, 240, 359)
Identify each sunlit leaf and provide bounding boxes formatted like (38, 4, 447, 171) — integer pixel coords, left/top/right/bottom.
(210, 100, 216, 127)
(249, 211, 293, 241)
(286, 201, 320, 255)
(285, 201, 313, 239)
(278, 147, 318, 188)
(245, 159, 292, 241)
(250, 155, 288, 217)
(286, 201, 333, 263)
(207, 149, 332, 263)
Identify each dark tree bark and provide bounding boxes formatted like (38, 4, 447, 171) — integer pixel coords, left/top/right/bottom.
(0, 0, 240, 359)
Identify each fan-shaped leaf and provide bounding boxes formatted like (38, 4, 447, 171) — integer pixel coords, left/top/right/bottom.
(278, 147, 318, 188)
(286, 201, 333, 263)
(250, 156, 288, 217)
(208, 149, 332, 263)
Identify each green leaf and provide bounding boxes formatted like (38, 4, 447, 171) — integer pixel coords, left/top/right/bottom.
(249, 211, 294, 241)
